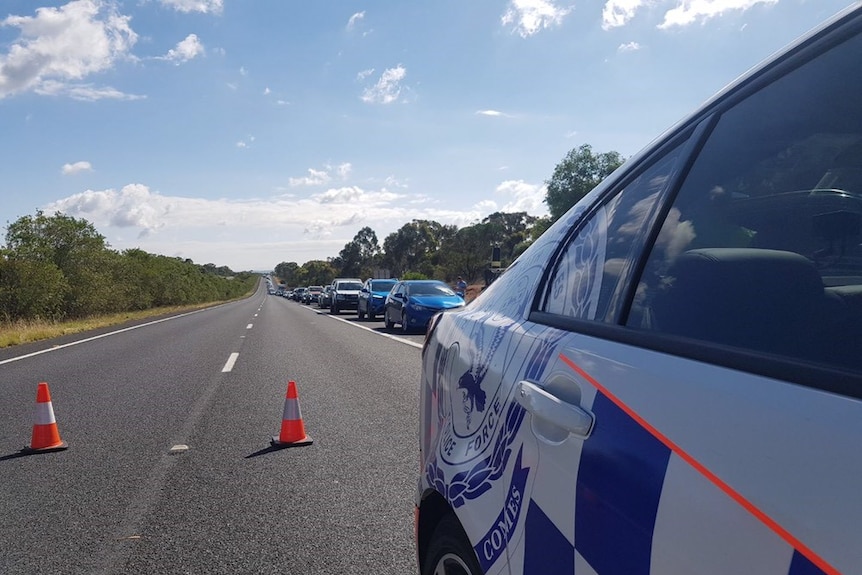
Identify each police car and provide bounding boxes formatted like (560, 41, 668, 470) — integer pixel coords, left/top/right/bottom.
(416, 4, 862, 574)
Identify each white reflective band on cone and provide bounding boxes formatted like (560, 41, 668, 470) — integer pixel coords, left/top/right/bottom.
(282, 399, 301, 420)
(34, 402, 57, 425)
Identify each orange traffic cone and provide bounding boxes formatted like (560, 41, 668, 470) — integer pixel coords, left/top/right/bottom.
(25, 382, 68, 453)
(271, 380, 313, 448)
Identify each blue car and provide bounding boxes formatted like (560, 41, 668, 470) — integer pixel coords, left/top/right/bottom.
(383, 280, 465, 333)
(357, 278, 398, 320)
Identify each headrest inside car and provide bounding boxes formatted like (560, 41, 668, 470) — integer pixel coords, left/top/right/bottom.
(651, 248, 825, 353)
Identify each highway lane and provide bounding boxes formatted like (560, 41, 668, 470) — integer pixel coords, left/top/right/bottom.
(0, 282, 421, 574)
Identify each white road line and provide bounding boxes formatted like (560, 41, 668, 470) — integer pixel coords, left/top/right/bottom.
(0, 305, 227, 367)
(246, 323, 253, 329)
(222, 352, 239, 372)
(319, 309, 423, 349)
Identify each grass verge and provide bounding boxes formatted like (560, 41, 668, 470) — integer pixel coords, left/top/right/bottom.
(0, 302, 224, 349)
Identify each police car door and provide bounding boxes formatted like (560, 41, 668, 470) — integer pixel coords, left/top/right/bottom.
(509, 20, 862, 573)
(499, 140, 688, 573)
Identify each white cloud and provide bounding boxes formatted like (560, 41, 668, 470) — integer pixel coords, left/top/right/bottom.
(290, 163, 353, 187)
(357, 68, 375, 81)
(501, 0, 572, 38)
(42, 179, 503, 268)
(618, 41, 642, 52)
(236, 135, 255, 148)
(347, 11, 365, 30)
(333, 162, 352, 180)
(602, 0, 648, 30)
(314, 186, 402, 206)
(289, 168, 331, 187)
(361, 65, 407, 104)
(659, 0, 779, 29)
(35, 80, 144, 101)
(384, 175, 409, 189)
(496, 180, 549, 215)
(0, 0, 138, 100)
(602, 0, 779, 30)
(160, 34, 204, 64)
(62, 161, 93, 175)
(47, 184, 167, 233)
(477, 109, 504, 117)
(159, 0, 223, 14)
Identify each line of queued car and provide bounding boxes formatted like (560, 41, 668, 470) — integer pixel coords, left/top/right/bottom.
(272, 276, 468, 333)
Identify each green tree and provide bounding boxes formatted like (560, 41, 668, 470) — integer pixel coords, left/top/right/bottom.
(1, 211, 253, 324)
(331, 226, 381, 279)
(431, 212, 535, 284)
(381, 220, 457, 278)
(299, 260, 337, 286)
(4, 211, 112, 317)
(0, 254, 68, 321)
(545, 144, 625, 220)
(274, 261, 300, 286)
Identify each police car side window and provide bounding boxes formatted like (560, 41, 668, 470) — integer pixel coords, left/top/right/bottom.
(630, 31, 862, 374)
(541, 144, 685, 321)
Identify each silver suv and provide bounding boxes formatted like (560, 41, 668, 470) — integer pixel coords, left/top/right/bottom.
(329, 278, 363, 314)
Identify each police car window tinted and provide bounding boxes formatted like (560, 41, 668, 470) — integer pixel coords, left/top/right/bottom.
(630, 31, 862, 374)
(541, 143, 685, 321)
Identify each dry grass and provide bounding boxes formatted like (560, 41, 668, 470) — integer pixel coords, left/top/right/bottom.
(0, 302, 221, 349)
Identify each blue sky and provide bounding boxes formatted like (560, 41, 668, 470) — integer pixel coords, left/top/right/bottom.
(0, 0, 856, 271)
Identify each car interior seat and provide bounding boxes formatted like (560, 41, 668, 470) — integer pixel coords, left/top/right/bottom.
(649, 247, 844, 361)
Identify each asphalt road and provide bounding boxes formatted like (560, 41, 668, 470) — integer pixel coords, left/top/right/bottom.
(0, 282, 423, 574)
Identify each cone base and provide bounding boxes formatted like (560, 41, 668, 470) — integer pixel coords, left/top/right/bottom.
(270, 435, 313, 448)
(21, 441, 68, 454)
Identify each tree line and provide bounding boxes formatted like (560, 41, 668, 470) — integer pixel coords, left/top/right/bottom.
(0, 211, 256, 324)
(1, 143, 623, 322)
(276, 143, 625, 288)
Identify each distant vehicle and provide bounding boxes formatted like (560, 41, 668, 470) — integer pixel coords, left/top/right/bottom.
(329, 278, 363, 314)
(416, 6, 862, 575)
(291, 287, 307, 302)
(383, 280, 464, 333)
(318, 285, 332, 309)
(303, 285, 324, 304)
(357, 278, 398, 320)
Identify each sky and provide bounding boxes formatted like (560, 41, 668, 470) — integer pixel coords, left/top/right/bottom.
(0, 0, 857, 272)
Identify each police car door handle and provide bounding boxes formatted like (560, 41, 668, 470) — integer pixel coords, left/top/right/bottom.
(516, 380, 594, 438)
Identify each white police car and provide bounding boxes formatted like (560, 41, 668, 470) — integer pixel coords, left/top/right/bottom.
(416, 5, 862, 574)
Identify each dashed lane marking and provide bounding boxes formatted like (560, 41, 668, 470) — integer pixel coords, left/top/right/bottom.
(221, 352, 239, 372)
